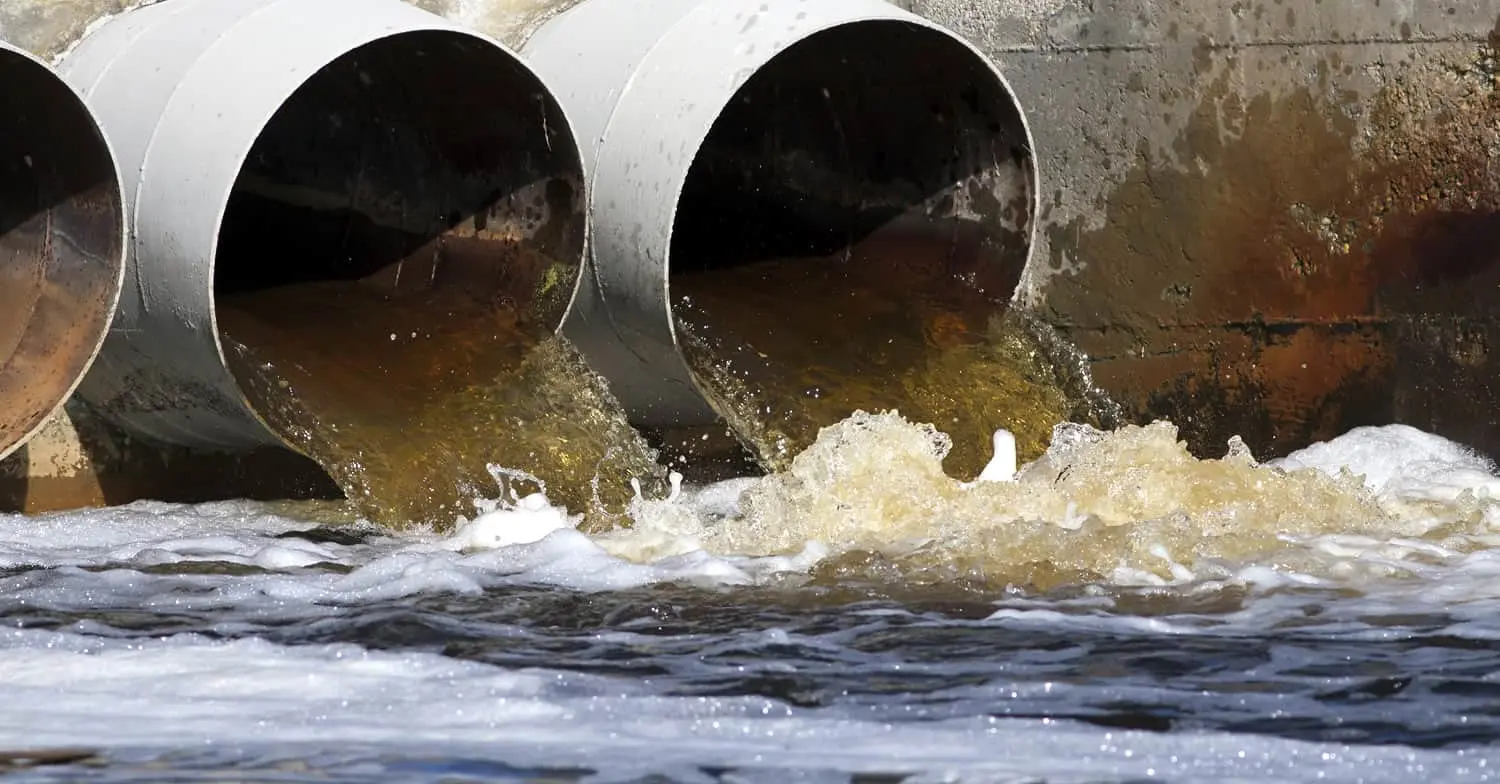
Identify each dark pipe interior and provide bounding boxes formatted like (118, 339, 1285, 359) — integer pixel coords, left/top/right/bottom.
(671, 20, 1034, 283)
(216, 31, 582, 317)
(211, 31, 593, 527)
(665, 21, 1063, 479)
(0, 48, 123, 454)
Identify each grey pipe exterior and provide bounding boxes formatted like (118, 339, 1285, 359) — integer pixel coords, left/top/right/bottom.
(56, 0, 586, 451)
(522, 0, 1039, 428)
(0, 39, 125, 461)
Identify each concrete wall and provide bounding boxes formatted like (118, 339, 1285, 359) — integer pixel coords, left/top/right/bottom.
(3, 0, 1499, 510)
(939, 0, 1500, 461)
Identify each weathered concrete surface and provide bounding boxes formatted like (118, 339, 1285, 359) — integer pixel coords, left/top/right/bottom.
(0, 0, 130, 60)
(0, 0, 578, 60)
(932, 0, 1500, 459)
(3, 0, 1500, 512)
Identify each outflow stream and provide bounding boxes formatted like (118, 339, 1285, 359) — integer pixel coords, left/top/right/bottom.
(674, 217, 1117, 479)
(219, 278, 666, 532)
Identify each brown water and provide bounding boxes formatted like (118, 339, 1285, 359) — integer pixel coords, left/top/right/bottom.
(218, 280, 665, 532)
(214, 214, 1113, 530)
(673, 219, 1115, 480)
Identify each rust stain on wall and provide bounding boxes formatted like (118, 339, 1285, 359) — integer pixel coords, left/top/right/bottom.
(1041, 30, 1500, 458)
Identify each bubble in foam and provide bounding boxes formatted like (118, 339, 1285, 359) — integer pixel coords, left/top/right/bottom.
(450, 491, 579, 551)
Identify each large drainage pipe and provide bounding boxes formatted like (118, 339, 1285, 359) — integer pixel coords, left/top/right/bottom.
(0, 41, 125, 462)
(522, 0, 1072, 477)
(59, 0, 585, 450)
(55, 0, 596, 524)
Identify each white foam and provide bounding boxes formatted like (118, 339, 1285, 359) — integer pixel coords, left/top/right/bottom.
(448, 491, 578, 550)
(1274, 423, 1500, 503)
(973, 427, 1019, 484)
(6, 420, 1500, 602)
(0, 628, 1490, 782)
(0, 500, 379, 570)
(1, 421, 1500, 779)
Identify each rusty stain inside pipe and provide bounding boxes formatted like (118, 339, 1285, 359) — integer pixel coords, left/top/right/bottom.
(212, 32, 664, 529)
(0, 44, 123, 462)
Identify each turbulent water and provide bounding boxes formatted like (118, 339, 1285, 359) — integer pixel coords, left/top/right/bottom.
(673, 223, 1110, 480)
(218, 283, 665, 532)
(3, 415, 1500, 781)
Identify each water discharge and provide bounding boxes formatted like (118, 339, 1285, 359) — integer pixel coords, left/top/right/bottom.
(673, 218, 1117, 479)
(596, 413, 1500, 591)
(5, 419, 1500, 779)
(218, 281, 666, 533)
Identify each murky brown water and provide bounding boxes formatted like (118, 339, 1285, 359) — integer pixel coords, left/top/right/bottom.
(673, 218, 1115, 479)
(218, 280, 665, 532)
(211, 212, 1113, 530)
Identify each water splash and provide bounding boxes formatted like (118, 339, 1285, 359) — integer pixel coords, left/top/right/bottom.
(220, 282, 665, 532)
(598, 412, 1500, 591)
(675, 259, 1111, 480)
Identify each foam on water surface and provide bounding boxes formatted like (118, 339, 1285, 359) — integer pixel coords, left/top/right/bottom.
(591, 413, 1500, 591)
(6, 416, 1500, 597)
(6, 418, 1500, 779)
(0, 628, 1492, 782)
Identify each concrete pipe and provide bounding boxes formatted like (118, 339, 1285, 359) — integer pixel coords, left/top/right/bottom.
(56, 0, 585, 453)
(0, 40, 125, 462)
(523, 0, 1054, 476)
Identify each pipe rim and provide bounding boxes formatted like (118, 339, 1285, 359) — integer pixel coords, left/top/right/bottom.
(577, 0, 1040, 424)
(203, 26, 588, 452)
(654, 18, 1041, 353)
(59, 0, 589, 450)
(0, 40, 127, 462)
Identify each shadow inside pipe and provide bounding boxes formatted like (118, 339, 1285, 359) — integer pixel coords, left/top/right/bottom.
(669, 21, 1116, 479)
(0, 48, 124, 462)
(214, 31, 663, 530)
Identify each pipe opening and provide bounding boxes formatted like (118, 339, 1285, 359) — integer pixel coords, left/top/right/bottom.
(672, 23, 1032, 276)
(215, 32, 581, 312)
(0, 47, 124, 460)
(213, 31, 647, 527)
(669, 21, 1104, 477)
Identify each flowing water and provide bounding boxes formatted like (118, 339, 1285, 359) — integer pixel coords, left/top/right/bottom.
(4, 414, 1500, 781)
(15, 0, 1495, 778)
(673, 221, 1115, 480)
(218, 282, 666, 532)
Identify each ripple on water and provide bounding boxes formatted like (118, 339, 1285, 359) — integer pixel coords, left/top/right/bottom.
(3, 418, 1500, 779)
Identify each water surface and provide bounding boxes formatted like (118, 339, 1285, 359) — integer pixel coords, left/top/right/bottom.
(1, 417, 1499, 782)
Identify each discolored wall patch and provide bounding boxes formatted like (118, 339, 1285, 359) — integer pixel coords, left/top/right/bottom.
(1039, 29, 1500, 458)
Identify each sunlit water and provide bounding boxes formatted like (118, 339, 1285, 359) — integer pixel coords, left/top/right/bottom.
(673, 221, 1111, 480)
(220, 282, 664, 533)
(4, 415, 1500, 781)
